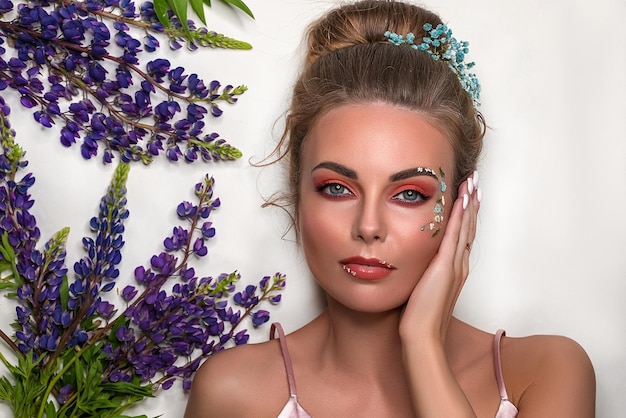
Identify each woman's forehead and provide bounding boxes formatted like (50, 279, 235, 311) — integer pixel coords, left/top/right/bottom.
(301, 103, 455, 174)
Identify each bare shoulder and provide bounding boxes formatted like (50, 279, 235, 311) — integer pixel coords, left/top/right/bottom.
(502, 333, 596, 417)
(184, 338, 287, 418)
(503, 333, 595, 382)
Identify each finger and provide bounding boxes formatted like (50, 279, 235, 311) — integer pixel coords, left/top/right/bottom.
(455, 173, 480, 283)
(437, 181, 474, 322)
(462, 172, 481, 270)
(467, 170, 481, 244)
(437, 185, 465, 259)
(453, 177, 474, 268)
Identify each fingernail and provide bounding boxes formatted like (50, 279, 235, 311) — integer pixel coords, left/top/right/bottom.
(473, 170, 479, 188)
(467, 178, 474, 195)
(462, 193, 469, 210)
(477, 188, 483, 203)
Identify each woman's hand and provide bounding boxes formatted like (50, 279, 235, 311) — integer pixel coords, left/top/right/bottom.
(399, 171, 481, 418)
(399, 171, 481, 343)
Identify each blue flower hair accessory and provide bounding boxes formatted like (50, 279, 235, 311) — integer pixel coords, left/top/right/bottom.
(384, 23, 481, 107)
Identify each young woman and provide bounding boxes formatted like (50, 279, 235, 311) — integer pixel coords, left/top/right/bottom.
(185, 1, 596, 416)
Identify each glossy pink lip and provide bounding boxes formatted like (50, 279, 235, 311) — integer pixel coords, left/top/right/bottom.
(339, 256, 396, 280)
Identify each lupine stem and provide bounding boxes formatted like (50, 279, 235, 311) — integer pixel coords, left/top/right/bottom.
(0, 329, 21, 357)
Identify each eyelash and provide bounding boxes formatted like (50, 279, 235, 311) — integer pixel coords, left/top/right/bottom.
(391, 188, 429, 205)
(317, 182, 353, 198)
(316, 182, 430, 205)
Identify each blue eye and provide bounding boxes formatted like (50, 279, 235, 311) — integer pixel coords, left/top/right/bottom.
(322, 183, 351, 196)
(392, 189, 426, 203)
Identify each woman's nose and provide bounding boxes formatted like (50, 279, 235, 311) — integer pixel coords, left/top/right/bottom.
(352, 197, 386, 243)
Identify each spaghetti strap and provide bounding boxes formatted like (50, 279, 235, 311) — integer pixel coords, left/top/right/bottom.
(269, 323, 515, 418)
(493, 329, 519, 418)
(493, 329, 509, 399)
(271, 323, 313, 418)
(271, 323, 298, 398)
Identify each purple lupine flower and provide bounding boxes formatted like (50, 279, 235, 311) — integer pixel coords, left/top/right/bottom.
(163, 226, 188, 251)
(192, 237, 208, 257)
(234, 329, 249, 345)
(0, 0, 247, 164)
(234, 285, 259, 308)
(176, 201, 196, 218)
(251, 310, 270, 327)
(116, 325, 134, 342)
(201, 222, 215, 238)
(94, 176, 286, 394)
(0, 113, 284, 410)
(122, 285, 138, 301)
(56, 384, 73, 405)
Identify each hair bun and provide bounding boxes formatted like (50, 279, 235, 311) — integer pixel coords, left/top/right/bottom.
(304, 0, 443, 65)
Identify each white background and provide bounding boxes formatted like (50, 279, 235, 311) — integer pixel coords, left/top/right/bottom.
(0, 0, 624, 417)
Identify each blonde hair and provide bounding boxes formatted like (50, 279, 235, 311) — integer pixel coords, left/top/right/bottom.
(268, 0, 485, 224)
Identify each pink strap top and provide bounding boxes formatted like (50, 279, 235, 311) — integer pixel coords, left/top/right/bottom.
(271, 323, 518, 418)
(271, 323, 313, 418)
(493, 329, 519, 418)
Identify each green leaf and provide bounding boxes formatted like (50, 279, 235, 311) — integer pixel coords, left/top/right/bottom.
(189, 0, 206, 25)
(0, 376, 13, 402)
(0, 232, 15, 263)
(80, 315, 98, 331)
(74, 356, 84, 393)
(0, 260, 13, 271)
(44, 401, 58, 418)
(153, 0, 170, 27)
(168, 0, 190, 34)
(218, 0, 254, 18)
(59, 274, 69, 310)
(0, 352, 51, 417)
(0, 263, 17, 292)
(0, 232, 21, 289)
(116, 415, 150, 418)
(101, 381, 155, 398)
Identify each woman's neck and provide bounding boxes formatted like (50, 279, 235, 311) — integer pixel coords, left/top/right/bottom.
(310, 298, 407, 380)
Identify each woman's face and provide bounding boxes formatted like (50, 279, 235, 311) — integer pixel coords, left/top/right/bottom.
(297, 102, 455, 313)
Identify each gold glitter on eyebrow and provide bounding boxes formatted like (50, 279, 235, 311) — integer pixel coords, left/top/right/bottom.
(389, 166, 438, 182)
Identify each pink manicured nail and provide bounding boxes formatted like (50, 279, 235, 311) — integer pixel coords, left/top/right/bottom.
(473, 170, 479, 188)
(462, 193, 469, 210)
(477, 188, 483, 203)
(467, 177, 474, 195)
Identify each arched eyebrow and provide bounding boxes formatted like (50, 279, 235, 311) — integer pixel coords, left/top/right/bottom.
(312, 162, 357, 179)
(390, 167, 439, 182)
(312, 162, 439, 182)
